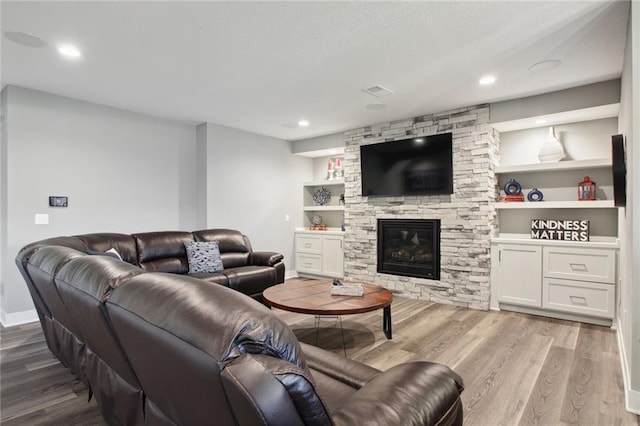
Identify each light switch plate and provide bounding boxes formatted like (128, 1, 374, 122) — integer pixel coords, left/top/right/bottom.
(35, 214, 49, 225)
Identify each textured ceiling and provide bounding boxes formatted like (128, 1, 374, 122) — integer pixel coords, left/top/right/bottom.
(1, 1, 629, 141)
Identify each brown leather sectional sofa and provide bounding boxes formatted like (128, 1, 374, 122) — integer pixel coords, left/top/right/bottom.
(16, 228, 464, 425)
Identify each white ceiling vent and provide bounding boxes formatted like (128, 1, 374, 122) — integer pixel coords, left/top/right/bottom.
(362, 85, 394, 98)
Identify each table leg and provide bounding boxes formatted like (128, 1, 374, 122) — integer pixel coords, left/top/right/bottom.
(383, 306, 392, 339)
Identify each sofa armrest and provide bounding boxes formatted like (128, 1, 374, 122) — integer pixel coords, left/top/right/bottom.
(300, 342, 380, 389)
(250, 251, 284, 267)
(332, 362, 464, 426)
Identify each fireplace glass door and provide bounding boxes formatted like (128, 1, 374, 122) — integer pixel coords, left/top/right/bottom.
(377, 219, 440, 280)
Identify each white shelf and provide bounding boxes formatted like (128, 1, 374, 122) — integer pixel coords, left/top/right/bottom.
(490, 104, 619, 132)
(496, 158, 611, 174)
(496, 200, 615, 209)
(492, 234, 619, 248)
(303, 205, 345, 211)
(303, 179, 345, 187)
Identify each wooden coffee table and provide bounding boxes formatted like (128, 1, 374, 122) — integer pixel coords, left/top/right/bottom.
(263, 278, 393, 340)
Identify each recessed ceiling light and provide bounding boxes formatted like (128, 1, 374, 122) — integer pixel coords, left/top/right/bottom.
(4, 31, 47, 48)
(298, 120, 310, 127)
(529, 60, 562, 73)
(535, 119, 547, 125)
(58, 44, 81, 58)
(479, 75, 496, 86)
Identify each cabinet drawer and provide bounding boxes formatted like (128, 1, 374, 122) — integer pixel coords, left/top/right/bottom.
(543, 247, 615, 284)
(295, 234, 322, 254)
(542, 278, 614, 319)
(296, 253, 322, 274)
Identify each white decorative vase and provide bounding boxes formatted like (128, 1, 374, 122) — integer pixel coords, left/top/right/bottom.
(538, 126, 566, 163)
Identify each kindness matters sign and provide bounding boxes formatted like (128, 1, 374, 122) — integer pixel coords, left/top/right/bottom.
(531, 219, 590, 242)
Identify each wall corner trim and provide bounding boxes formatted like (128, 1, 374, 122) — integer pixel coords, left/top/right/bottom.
(0, 308, 39, 327)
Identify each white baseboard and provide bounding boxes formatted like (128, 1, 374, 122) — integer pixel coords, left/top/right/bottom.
(616, 317, 640, 414)
(0, 308, 39, 327)
(284, 271, 299, 280)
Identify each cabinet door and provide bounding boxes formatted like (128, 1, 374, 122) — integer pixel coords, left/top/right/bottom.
(322, 235, 344, 278)
(497, 244, 542, 308)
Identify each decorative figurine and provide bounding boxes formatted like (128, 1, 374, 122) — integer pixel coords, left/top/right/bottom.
(503, 179, 524, 202)
(504, 179, 522, 195)
(527, 188, 544, 202)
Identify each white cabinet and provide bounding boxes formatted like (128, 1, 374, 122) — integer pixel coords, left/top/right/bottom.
(295, 231, 344, 278)
(495, 244, 542, 308)
(492, 240, 617, 325)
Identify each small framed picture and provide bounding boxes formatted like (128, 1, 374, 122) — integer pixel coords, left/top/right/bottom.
(49, 196, 68, 207)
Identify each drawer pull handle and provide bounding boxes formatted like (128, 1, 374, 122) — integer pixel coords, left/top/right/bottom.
(569, 296, 588, 306)
(569, 263, 588, 272)
(305, 243, 312, 248)
(304, 262, 312, 267)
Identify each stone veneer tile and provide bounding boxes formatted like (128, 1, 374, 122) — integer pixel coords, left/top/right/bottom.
(343, 104, 498, 310)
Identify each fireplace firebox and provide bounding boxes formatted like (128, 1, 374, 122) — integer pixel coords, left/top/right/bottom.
(377, 219, 440, 280)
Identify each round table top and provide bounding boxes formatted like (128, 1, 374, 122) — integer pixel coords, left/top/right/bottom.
(263, 278, 393, 316)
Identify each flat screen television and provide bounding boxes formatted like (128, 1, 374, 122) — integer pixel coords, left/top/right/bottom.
(360, 133, 453, 197)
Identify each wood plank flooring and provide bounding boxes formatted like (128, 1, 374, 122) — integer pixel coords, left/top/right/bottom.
(1, 297, 638, 425)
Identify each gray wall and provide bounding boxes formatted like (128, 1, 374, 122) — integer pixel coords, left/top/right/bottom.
(291, 132, 344, 155)
(490, 79, 621, 123)
(203, 123, 313, 275)
(619, 0, 640, 408)
(0, 86, 198, 322)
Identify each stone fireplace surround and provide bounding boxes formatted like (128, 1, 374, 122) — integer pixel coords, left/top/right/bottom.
(342, 105, 498, 310)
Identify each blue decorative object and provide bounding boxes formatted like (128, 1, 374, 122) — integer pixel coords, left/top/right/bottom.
(527, 188, 544, 202)
(504, 179, 522, 195)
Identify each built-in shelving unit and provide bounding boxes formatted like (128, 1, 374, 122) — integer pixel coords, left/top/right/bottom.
(490, 108, 620, 326)
(297, 176, 345, 278)
(302, 179, 345, 229)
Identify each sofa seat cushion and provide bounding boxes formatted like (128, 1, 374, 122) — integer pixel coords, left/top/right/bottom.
(222, 266, 278, 296)
(185, 241, 224, 273)
(187, 272, 229, 286)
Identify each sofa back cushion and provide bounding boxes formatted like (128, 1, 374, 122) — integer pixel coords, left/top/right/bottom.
(193, 228, 251, 268)
(75, 233, 138, 265)
(132, 231, 194, 273)
(54, 255, 145, 425)
(106, 273, 310, 425)
(55, 256, 143, 386)
(26, 246, 87, 336)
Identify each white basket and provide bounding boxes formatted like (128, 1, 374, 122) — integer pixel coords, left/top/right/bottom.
(330, 284, 364, 296)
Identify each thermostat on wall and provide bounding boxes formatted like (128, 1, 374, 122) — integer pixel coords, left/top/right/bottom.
(49, 196, 68, 207)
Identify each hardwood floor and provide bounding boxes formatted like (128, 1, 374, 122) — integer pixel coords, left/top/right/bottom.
(1, 297, 638, 425)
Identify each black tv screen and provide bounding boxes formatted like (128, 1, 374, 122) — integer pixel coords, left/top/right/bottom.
(360, 133, 453, 197)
